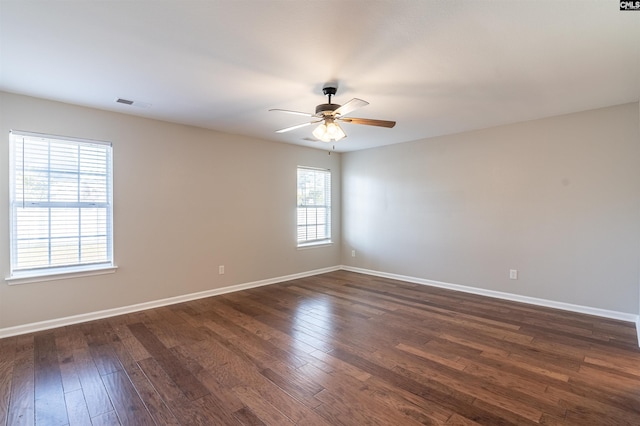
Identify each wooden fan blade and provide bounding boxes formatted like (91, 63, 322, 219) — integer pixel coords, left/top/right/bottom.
(333, 98, 369, 117)
(269, 108, 313, 117)
(275, 120, 320, 133)
(340, 117, 396, 128)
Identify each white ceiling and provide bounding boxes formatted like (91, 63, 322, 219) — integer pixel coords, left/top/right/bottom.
(1, 1, 639, 152)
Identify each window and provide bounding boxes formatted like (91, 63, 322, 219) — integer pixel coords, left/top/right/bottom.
(9, 131, 114, 279)
(297, 166, 331, 246)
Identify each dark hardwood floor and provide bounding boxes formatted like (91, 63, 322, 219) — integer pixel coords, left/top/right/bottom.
(1, 270, 639, 425)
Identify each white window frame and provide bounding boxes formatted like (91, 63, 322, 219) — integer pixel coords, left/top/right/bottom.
(7, 130, 116, 284)
(297, 166, 331, 247)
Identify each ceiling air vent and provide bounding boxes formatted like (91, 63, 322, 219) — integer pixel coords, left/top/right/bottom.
(115, 98, 151, 108)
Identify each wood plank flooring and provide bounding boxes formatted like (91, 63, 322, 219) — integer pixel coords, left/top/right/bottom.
(1, 270, 639, 425)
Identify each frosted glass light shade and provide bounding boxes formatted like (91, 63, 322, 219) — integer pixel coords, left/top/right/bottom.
(313, 120, 346, 142)
(312, 123, 327, 140)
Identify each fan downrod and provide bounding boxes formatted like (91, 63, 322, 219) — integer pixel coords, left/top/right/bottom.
(317, 83, 340, 115)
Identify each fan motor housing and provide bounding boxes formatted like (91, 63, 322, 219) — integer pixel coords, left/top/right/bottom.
(315, 103, 340, 115)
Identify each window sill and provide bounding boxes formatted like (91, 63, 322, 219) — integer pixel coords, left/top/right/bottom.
(5, 265, 118, 285)
(297, 241, 333, 250)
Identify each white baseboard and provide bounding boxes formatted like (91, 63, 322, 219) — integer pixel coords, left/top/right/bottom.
(0, 266, 340, 339)
(340, 265, 640, 324)
(2, 264, 638, 345)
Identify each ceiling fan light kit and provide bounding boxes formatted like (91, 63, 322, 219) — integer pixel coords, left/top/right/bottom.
(313, 119, 346, 142)
(270, 82, 396, 144)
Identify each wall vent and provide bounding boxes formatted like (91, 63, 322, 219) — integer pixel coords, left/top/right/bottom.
(115, 98, 151, 108)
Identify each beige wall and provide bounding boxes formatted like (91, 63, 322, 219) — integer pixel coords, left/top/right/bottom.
(342, 103, 640, 314)
(0, 91, 341, 329)
(1, 91, 638, 330)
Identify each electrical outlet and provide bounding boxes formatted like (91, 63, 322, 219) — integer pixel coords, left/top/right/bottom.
(509, 269, 518, 280)
(351, 250, 356, 257)
(219, 265, 225, 275)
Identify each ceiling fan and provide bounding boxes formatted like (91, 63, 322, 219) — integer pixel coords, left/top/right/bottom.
(269, 83, 396, 142)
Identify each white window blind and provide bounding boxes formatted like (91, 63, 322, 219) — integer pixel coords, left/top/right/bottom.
(297, 166, 331, 245)
(9, 131, 114, 277)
